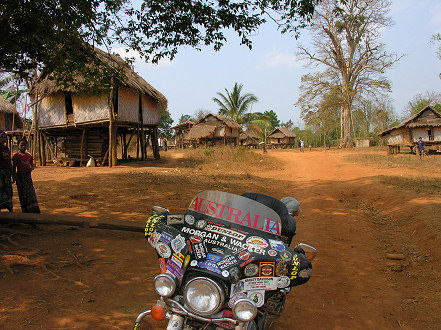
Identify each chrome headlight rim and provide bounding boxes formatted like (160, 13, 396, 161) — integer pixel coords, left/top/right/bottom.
(153, 273, 176, 298)
(183, 276, 225, 316)
(232, 298, 258, 322)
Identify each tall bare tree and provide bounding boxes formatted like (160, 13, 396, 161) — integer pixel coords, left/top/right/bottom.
(298, 0, 400, 146)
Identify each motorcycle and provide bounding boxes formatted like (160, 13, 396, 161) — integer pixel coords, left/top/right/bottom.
(135, 190, 316, 329)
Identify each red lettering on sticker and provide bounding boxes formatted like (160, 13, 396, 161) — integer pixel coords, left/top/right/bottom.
(218, 204, 230, 218)
(207, 202, 218, 216)
(267, 219, 281, 235)
(187, 240, 192, 253)
(253, 214, 264, 230)
(240, 212, 252, 227)
(158, 258, 167, 273)
(228, 208, 242, 222)
(189, 197, 205, 212)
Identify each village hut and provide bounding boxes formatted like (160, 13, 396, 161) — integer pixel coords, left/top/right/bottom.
(184, 113, 241, 146)
(268, 127, 296, 148)
(239, 130, 260, 147)
(354, 138, 371, 148)
(171, 121, 194, 148)
(379, 106, 441, 154)
(30, 47, 167, 166)
(0, 97, 23, 131)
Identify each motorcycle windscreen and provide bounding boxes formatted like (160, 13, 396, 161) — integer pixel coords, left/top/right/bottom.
(188, 190, 283, 236)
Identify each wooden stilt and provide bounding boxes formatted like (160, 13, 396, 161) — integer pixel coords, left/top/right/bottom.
(108, 79, 117, 167)
(136, 128, 140, 160)
(80, 128, 86, 166)
(151, 127, 160, 160)
(40, 132, 46, 166)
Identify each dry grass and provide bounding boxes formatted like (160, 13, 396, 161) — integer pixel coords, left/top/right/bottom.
(378, 175, 441, 195)
(345, 152, 441, 172)
(179, 146, 278, 174)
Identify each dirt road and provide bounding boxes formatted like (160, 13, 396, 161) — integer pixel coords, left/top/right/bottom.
(1, 149, 440, 329)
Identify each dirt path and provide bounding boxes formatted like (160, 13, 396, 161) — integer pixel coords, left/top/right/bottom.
(0, 149, 440, 329)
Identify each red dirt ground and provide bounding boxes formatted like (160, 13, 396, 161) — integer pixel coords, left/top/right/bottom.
(1, 148, 440, 329)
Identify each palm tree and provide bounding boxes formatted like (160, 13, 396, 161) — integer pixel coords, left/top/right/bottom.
(248, 112, 273, 153)
(212, 83, 258, 125)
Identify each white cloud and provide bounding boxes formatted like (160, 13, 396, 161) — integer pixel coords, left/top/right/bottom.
(264, 51, 305, 68)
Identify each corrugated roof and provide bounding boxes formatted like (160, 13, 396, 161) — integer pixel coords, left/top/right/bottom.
(379, 106, 441, 136)
(31, 46, 168, 111)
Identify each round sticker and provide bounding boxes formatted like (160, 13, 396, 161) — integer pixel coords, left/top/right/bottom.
(244, 263, 258, 277)
(246, 236, 269, 249)
(190, 260, 198, 267)
(238, 251, 250, 260)
(277, 276, 291, 288)
(228, 293, 247, 308)
(185, 214, 195, 225)
(222, 270, 230, 278)
(156, 242, 172, 259)
(190, 236, 202, 244)
(195, 220, 206, 229)
(268, 249, 277, 257)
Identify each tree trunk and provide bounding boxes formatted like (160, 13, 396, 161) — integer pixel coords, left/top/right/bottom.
(341, 103, 354, 147)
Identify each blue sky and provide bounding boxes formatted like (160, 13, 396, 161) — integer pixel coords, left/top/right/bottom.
(115, 0, 441, 126)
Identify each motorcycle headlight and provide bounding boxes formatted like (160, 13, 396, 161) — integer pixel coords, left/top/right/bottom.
(232, 299, 257, 322)
(183, 277, 225, 316)
(154, 273, 176, 297)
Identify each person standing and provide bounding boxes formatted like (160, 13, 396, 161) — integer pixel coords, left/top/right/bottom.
(417, 137, 425, 159)
(12, 138, 40, 213)
(300, 139, 305, 152)
(0, 131, 13, 212)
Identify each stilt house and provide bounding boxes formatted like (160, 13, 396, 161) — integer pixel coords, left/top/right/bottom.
(30, 47, 167, 166)
(171, 121, 194, 148)
(379, 106, 441, 154)
(185, 114, 241, 146)
(268, 127, 296, 148)
(239, 130, 260, 147)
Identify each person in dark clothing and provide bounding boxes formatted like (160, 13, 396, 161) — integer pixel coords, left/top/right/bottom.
(417, 137, 425, 159)
(12, 138, 40, 213)
(0, 131, 13, 212)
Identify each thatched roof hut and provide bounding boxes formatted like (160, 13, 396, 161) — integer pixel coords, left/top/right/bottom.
(0, 97, 23, 130)
(379, 106, 441, 154)
(30, 46, 167, 166)
(239, 130, 260, 146)
(268, 127, 296, 147)
(184, 113, 241, 145)
(171, 121, 194, 148)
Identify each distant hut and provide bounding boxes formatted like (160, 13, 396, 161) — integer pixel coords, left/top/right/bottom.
(185, 114, 241, 146)
(239, 130, 260, 147)
(354, 138, 371, 148)
(379, 106, 441, 154)
(171, 121, 194, 148)
(268, 127, 296, 148)
(30, 47, 167, 166)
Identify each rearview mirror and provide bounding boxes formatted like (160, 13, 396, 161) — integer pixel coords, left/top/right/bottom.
(295, 243, 317, 261)
(152, 206, 170, 215)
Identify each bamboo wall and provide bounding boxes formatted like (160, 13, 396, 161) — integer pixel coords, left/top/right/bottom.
(117, 87, 139, 123)
(73, 94, 109, 123)
(38, 93, 66, 127)
(142, 94, 160, 125)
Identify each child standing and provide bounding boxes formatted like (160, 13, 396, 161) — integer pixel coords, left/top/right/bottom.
(12, 138, 40, 213)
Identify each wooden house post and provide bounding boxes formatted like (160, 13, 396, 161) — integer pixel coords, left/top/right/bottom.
(80, 128, 86, 166)
(151, 127, 160, 159)
(138, 94, 145, 160)
(108, 79, 118, 167)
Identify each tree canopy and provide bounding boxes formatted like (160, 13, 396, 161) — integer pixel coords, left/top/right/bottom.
(1, 0, 318, 83)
